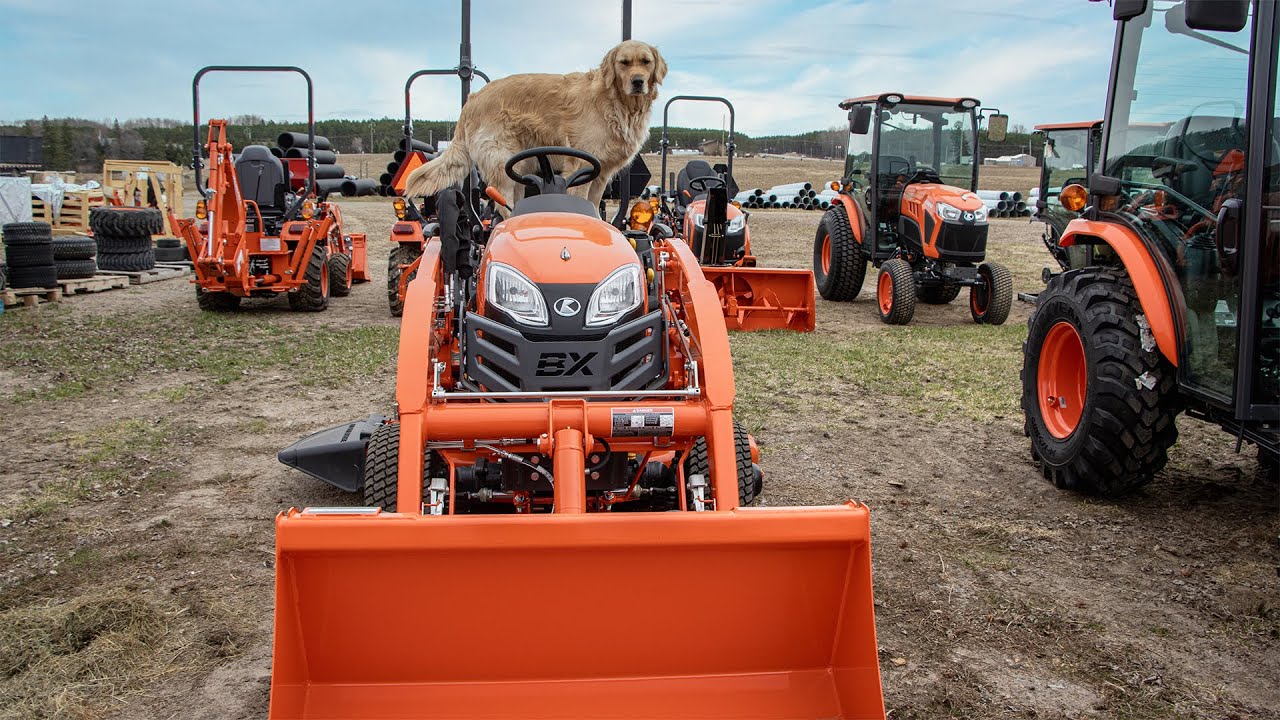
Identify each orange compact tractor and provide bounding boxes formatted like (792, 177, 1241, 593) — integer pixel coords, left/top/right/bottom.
(172, 66, 368, 312)
(633, 95, 814, 332)
(275, 147, 884, 718)
(1024, 0, 1278, 495)
(815, 93, 1013, 325)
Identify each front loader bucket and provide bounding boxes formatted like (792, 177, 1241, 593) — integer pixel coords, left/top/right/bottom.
(702, 266, 816, 332)
(269, 503, 883, 719)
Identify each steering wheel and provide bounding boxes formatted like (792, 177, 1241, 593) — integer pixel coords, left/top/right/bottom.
(1178, 102, 1246, 167)
(687, 175, 726, 194)
(504, 147, 602, 190)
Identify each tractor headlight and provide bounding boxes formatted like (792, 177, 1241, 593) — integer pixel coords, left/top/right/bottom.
(585, 264, 643, 327)
(972, 205, 988, 222)
(936, 202, 962, 222)
(486, 262, 547, 326)
(727, 214, 746, 233)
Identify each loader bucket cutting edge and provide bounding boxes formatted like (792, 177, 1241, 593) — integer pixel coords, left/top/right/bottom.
(269, 503, 884, 719)
(702, 266, 817, 332)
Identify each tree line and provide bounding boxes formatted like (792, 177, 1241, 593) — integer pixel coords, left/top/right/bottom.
(1, 116, 1042, 171)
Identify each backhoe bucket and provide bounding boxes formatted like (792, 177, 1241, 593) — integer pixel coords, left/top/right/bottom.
(702, 266, 816, 332)
(269, 503, 883, 719)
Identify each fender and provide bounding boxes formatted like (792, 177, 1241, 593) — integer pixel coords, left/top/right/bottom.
(831, 193, 866, 246)
(1060, 218, 1180, 367)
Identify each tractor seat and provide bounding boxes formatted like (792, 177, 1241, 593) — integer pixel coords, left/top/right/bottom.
(510, 193, 599, 218)
(676, 160, 716, 208)
(236, 145, 287, 213)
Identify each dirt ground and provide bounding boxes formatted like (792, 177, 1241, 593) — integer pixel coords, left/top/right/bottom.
(0, 158, 1276, 719)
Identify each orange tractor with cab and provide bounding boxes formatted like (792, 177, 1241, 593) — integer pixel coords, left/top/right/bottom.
(172, 66, 367, 313)
(628, 95, 814, 332)
(815, 93, 1013, 325)
(1024, 0, 1278, 495)
(274, 147, 884, 718)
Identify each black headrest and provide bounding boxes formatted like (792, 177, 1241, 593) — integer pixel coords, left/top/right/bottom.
(238, 144, 282, 168)
(510, 194, 600, 218)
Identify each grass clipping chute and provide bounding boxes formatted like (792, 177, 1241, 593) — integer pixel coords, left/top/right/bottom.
(269, 503, 883, 719)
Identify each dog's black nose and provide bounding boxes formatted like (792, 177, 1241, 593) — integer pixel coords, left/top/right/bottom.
(630, 77, 645, 92)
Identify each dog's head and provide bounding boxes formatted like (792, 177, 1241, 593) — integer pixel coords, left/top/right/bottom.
(601, 40, 666, 100)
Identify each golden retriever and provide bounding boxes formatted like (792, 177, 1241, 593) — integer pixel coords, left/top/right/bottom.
(404, 40, 666, 209)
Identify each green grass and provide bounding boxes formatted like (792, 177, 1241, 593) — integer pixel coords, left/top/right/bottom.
(1, 419, 181, 521)
(730, 323, 1028, 426)
(0, 308, 399, 403)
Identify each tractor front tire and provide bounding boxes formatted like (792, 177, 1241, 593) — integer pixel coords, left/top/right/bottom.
(1021, 268, 1179, 495)
(288, 243, 330, 312)
(685, 419, 758, 507)
(814, 204, 866, 301)
(329, 252, 353, 297)
(971, 261, 1013, 325)
(876, 258, 916, 325)
(196, 287, 240, 312)
(363, 423, 437, 512)
(387, 244, 422, 317)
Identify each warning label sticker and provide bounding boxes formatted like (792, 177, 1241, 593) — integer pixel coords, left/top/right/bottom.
(610, 407, 675, 437)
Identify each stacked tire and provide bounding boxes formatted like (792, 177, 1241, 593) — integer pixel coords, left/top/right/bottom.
(1, 222, 59, 289)
(154, 238, 188, 263)
(90, 207, 160, 272)
(53, 236, 97, 279)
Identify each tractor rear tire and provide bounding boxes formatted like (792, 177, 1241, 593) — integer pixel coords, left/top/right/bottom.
(1, 222, 53, 245)
(288, 243, 330, 312)
(387, 244, 422, 317)
(94, 233, 152, 255)
(971, 261, 1013, 325)
(98, 249, 155, 272)
(814, 204, 866, 301)
(1021, 268, 1179, 495)
(362, 423, 437, 512)
(196, 287, 240, 312)
(329, 252, 353, 297)
(55, 258, 97, 280)
(52, 237, 96, 261)
(918, 282, 961, 304)
(684, 419, 757, 506)
(876, 258, 916, 325)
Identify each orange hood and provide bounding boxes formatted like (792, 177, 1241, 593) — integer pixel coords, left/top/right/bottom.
(484, 212, 640, 285)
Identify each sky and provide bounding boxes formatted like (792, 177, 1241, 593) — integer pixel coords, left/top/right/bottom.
(0, 0, 1119, 136)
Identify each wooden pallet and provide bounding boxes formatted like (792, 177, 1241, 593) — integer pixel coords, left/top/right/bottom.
(58, 274, 130, 295)
(30, 197, 54, 224)
(97, 264, 189, 285)
(2, 287, 62, 308)
(56, 190, 105, 232)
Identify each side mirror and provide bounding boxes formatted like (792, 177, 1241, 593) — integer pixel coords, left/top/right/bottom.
(1184, 0, 1247, 32)
(987, 114, 1008, 143)
(1113, 0, 1148, 21)
(847, 106, 871, 135)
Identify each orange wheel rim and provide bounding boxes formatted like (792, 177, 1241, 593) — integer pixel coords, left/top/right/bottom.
(821, 234, 831, 274)
(877, 271, 893, 315)
(971, 274, 989, 315)
(321, 260, 330, 296)
(1038, 321, 1087, 439)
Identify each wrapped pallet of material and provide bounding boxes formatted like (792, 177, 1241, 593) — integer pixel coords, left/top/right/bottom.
(0, 176, 33, 224)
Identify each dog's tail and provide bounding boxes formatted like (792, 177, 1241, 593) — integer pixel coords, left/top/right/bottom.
(403, 140, 472, 198)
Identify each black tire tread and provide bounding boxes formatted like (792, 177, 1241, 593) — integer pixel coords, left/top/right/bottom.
(1021, 268, 1179, 495)
(52, 237, 97, 261)
(685, 420, 758, 506)
(98, 249, 156, 272)
(8, 264, 58, 289)
(329, 252, 352, 297)
(362, 423, 434, 512)
(3, 242, 55, 268)
(387, 244, 422, 317)
(1, 222, 54, 246)
(196, 287, 241, 312)
(973, 261, 1013, 325)
(55, 258, 97, 279)
(89, 207, 162, 237)
(814, 204, 866, 301)
(878, 258, 916, 325)
(288, 243, 330, 312)
(94, 233, 152, 254)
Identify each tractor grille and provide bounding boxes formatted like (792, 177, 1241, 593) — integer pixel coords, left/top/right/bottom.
(935, 221, 988, 263)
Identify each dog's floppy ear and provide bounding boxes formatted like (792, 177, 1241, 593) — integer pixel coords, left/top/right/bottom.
(599, 43, 621, 77)
(650, 45, 667, 88)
